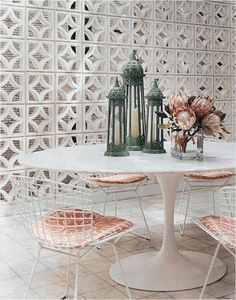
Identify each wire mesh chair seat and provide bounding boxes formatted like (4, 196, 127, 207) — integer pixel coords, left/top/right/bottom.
(81, 173, 148, 193)
(194, 186, 236, 299)
(85, 173, 147, 186)
(12, 175, 134, 300)
(33, 207, 134, 249)
(80, 172, 151, 240)
(177, 170, 234, 235)
(195, 215, 236, 250)
(184, 170, 235, 181)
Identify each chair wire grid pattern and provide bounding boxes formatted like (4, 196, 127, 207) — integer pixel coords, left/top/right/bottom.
(195, 186, 236, 299)
(80, 172, 151, 240)
(76, 138, 151, 240)
(12, 174, 136, 299)
(177, 173, 235, 236)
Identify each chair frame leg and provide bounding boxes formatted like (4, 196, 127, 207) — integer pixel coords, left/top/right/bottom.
(103, 186, 151, 240)
(211, 184, 216, 215)
(135, 191, 151, 240)
(177, 182, 191, 236)
(199, 241, 221, 299)
(110, 243, 132, 299)
(24, 247, 41, 300)
(74, 257, 79, 300)
(177, 181, 186, 233)
(61, 255, 71, 299)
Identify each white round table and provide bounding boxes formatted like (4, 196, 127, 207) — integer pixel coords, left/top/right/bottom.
(19, 141, 235, 292)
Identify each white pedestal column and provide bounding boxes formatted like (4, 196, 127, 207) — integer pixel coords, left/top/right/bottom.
(109, 173, 226, 291)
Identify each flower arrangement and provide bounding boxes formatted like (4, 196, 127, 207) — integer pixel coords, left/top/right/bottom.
(158, 93, 230, 157)
(164, 93, 230, 139)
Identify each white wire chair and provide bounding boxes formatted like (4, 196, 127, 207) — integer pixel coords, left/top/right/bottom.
(12, 175, 136, 300)
(80, 173, 151, 240)
(177, 170, 234, 235)
(78, 138, 151, 240)
(194, 186, 236, 299)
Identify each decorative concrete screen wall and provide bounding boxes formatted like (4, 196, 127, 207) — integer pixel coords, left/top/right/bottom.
(0, 0, 235, 201)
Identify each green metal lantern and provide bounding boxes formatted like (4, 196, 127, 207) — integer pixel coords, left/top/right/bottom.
(104, 78, 129, 157)
(143, 79, 166, 154)
(122, 50, 145, 151)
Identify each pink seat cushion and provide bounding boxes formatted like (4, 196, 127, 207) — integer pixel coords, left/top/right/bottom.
(87, 174, 147, 185)
(33, 208, 133, 248)
(200, 215, 236, 248)
(185, 170, 234, 180)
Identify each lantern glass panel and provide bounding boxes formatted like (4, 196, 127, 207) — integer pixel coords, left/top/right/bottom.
(107, 102, 126, 146)
(126, 85, 145, 141)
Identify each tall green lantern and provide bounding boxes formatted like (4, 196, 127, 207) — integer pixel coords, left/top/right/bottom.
(143, 79, 166, 154)
(104, 77, 129, 157)
(122, 50, 145, 151)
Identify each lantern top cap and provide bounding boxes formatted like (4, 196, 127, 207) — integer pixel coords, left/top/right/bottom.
(145, 79, 164, 101)
(107, 77, 126, 100)
(122, 50, 145, 78)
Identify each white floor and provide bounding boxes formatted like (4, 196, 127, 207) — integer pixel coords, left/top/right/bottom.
(0, 189, 235, 300)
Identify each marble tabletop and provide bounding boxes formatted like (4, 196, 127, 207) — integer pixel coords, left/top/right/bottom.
(19, 141, 235, 174)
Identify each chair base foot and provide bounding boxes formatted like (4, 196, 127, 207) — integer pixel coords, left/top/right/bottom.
(131, 231, 151, 240)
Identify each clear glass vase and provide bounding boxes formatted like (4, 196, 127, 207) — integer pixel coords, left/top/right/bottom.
(171, 129, 203, 160)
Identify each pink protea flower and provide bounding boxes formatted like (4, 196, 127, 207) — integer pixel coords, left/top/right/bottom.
(202, 113, 221, 133)
(173, 107, 196, 131)
(191, 96, 214, 117)
(165, 92, 230, 140)
(202, 112, 230, 139)
(169, 93, 188, 112)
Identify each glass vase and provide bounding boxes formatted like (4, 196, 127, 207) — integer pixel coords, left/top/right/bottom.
(171, 129, 203, 160)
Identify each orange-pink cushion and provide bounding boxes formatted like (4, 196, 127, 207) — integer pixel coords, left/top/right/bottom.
(87, 174, 147, 185)
(33, 208, 133, 248)
(200, 215, 236, 248)
(185, 171, 234, 180)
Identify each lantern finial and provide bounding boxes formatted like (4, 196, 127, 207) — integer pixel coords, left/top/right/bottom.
(131, 50, 137, 60)
(114, 77, 119, 87)
(153, 78, 159, 88)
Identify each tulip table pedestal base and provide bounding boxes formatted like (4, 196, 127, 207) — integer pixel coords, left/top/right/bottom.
(109, 250, 226, 291)
(110, 173, 227, 291)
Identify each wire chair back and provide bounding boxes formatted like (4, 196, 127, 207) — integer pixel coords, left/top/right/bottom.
(12, 175, 95, 249)
(219, 186, 236, 253)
